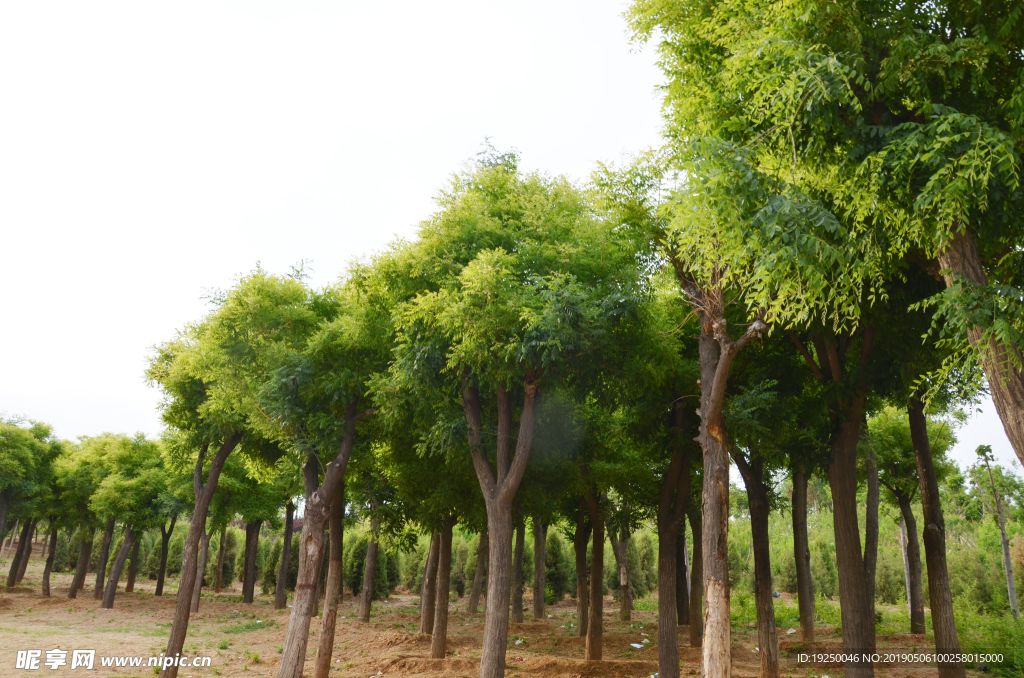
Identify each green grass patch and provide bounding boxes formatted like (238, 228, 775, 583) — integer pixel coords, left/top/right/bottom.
(222, 619, 274, 634)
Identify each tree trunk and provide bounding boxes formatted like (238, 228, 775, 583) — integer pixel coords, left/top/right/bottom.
(0, 494, 8, 548)
(908, 397, 965, 678)
(937, 228, 1024, 469)
(42, 525, 57, 596)
(68, 526, 95, 599)
(156, 516, 176, 597)
(982, 455, 1020, 618)
(737, 458, 779, 678)
(791, 467, 815, 644)
(608, 523, 631, 621)
(533, 517, 547, 619)
(574, 502, 591, 637)
(468, 530, 487, 613)
(431, 518, 455, 659)
(215, 526, 226, 594)
(1, 518, 18, 563)
(278, 401, 362, 678)
(14, 519, 36, 585)
(94, 519, 115, 600)
(101, 526, 136, 609)
(125, 538, 141, 593)
(5, 519, 34, 589)
(676, 528, 689, 625)
(462, 379, 539, 678)
(585, 496, 604, 662)
(657, 406, 692, 678)
(161, 435, 241, 678)
(689, 506, 703, 648)
(275, 502, 294, 609)
(242, 519, 261, 604)
(864, 446, 880, 640)
(512, 521, 525, 624)
(896, 496, 926, 633)
(314, 483, 346, 678)
(358, 516, 379, 622)
(190, 529, 211, 613)
(827, 417, 875, 678)
(420, 534, 440, 633)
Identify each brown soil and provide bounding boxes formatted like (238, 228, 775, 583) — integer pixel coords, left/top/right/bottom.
(0, 544, 980, 677)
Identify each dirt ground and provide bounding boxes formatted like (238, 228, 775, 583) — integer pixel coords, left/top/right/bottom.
(0, 543, 980, 678)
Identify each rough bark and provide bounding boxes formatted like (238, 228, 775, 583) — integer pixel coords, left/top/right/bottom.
(937, 228, 1024, 469)
(676, 528, 689, 625)
(585, 496, 604, 662)
(94, 519, 115, 600)
(190, 529, 211, 613)
(314, 483, 346, 678)
(161, 435, 241, 678)
(864, 447, 880, 638)
(734, 453, 779, 678)
(420, 534, 440, 633)
(5, 519, 34, 589)
(155, 516, 177, 597)
(981, 453, 1020, 618)
(42, 525, 57, 596)
(461, 379, 539, 678)
(533, 517, 547, 619)
(468, 530, 487, 613)
(278, 401, 365, 678)
(658, 403, 692, 678)
(275, 502, 293, 608)
(125, 538, 141, 593)
(100, 526, 135, 609)
(68, 526, 95, 599)
(574, 502, 591, 637)
(431, 518, 455, 659)
(896, 495, 926, 633)
(791, 467, 815, 643)
(14, 519, 36, 585)
(608, 522, 631, 621)
(358, 516, 380, 622)
(688, 506, 703, 648)
(242, 519, 261, 604)
(512, 521, 525, 624)
(215, 526, 226, 594)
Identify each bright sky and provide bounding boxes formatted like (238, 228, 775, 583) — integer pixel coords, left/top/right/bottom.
(0, 1, 1017, 474)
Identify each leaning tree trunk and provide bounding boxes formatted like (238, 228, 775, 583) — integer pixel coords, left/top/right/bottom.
(358, 517, 380, 623)
(275, 502, 294, 609)
(677, 528, 689, 625)
(609, 524, 631, 621)
(94, 519, 115, 600)
(468, 530, 487, 613)
(14, 520, 36, 584)
(792, 467, 815, 643)
(242, 520, 261, 604)
(431, 518, 455, 659)
(42, 525, 57, 596)
(533, 517, 547, 619)
(161, 435, 241, 678)
(5, 519, 33, 589)
(896, 495, 926, 633)
(585, 495, 604, 661)
(68, 526, 95, 599)
(420, 534, 440, 633)
(278, 400, 365, 678)
(909, 397, 965, 678)
(738, 460, 779, 678)
(689, 505, 703, 648)
(100, 526, 136, 609)
(155, 517, 176, 597)
(512, 521, 525, 624)
(574, 502, 591, 638)
(314, 483, 346, 678)
(125, 538, 141, 593)
(190, 529, 211, 613)
(462, 379, 539, 678)
(937, 228, 1024, 469)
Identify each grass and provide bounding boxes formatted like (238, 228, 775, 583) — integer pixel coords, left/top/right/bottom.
(222, 619, 273, 634)
(954, 602, 1024, 678)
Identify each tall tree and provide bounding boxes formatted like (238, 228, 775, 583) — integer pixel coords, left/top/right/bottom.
(977, 445, 1021, 619)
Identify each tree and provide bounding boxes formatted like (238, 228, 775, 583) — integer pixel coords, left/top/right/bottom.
(977, 445, 1021, 619)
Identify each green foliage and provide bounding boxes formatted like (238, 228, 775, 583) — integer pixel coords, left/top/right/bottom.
(344, 534, 395, 600)
(811, 541, 838, 600)
(544, 530, 574, 604)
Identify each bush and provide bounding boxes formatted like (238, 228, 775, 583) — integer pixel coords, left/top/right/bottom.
(544, 531, 573, 603)
(52, 532, 71, 573)
(262, 537, 283, 594)
(345, 535, 394, 600)
(811, 541, 837, 599)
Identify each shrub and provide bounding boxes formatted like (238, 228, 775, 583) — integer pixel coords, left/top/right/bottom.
(344, 535, 394, 600)
(544, 531, 573, 603)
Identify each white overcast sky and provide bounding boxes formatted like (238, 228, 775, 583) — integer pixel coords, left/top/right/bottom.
(0, 1, 1017, 475)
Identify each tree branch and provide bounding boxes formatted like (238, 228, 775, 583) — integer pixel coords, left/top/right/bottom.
(462, 383, 496, 498)
(789, 332, 826, 383)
